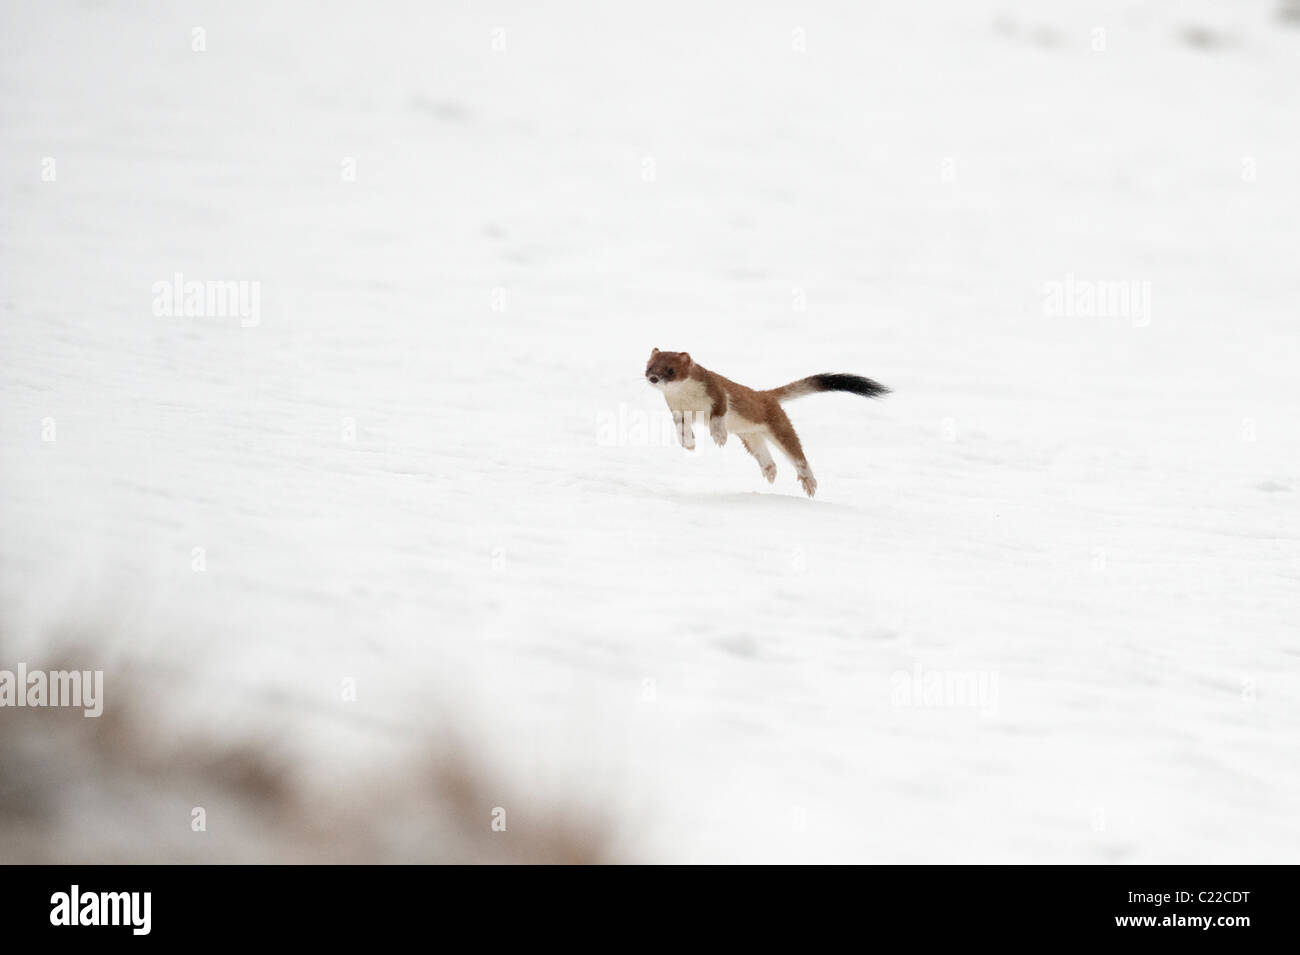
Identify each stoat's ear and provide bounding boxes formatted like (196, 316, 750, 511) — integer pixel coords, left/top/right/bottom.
(651, 347, 660, 355)
(680, 352, 692, 365)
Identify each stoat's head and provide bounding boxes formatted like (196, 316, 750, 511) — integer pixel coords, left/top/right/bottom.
(645, 348, 692, 389)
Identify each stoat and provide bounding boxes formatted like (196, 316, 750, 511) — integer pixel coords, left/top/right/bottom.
(644, 349, 890, 497)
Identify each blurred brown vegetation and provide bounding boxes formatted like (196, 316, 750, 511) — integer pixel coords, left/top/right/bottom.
(0, 643, 617, 864)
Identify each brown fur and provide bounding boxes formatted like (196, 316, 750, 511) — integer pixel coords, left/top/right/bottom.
(645, 349, 888, 497)
(645, 349, 777, 421)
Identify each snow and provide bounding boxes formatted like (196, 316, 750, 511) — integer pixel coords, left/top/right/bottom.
(1, 0, 1298, 862)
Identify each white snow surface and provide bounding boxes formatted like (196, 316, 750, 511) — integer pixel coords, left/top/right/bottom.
(1, 0, 1298, 862)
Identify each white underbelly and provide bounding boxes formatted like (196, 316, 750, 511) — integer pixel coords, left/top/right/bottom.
(662, 379, 710, 412)
(661, 382, 765, 433)
(724, 410, 764, 434)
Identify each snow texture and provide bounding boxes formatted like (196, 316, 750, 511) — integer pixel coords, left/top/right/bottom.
(1, 0, 1298, 862)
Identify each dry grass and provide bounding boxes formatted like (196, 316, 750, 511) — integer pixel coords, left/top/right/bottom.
(0, 641, 619, 864)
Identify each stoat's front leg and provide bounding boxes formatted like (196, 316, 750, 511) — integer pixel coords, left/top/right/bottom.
(709, 413, 727, 447)
(704, 377, 728, 447)
(673, 410, 696, 450)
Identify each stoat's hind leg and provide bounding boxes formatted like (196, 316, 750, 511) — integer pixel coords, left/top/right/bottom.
(740, 433, 777, 484)
(766, 411, 816, 498)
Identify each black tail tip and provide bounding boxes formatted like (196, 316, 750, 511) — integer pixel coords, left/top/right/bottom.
(812, 373, 891, 398)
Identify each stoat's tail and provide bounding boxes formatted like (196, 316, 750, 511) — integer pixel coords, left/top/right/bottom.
(768, 373, 891, 403)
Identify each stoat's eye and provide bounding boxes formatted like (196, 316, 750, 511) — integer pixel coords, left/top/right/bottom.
(665, 369, 675, 379)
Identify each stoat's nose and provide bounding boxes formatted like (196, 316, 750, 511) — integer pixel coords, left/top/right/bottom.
(648, 376, 659, 383)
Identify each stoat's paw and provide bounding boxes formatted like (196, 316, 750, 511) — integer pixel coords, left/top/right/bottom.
(681, 429, 695, 451)
(761, 462, 777, 484)
(710, 416, 727, 447)
(798, 473, 817, 498)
